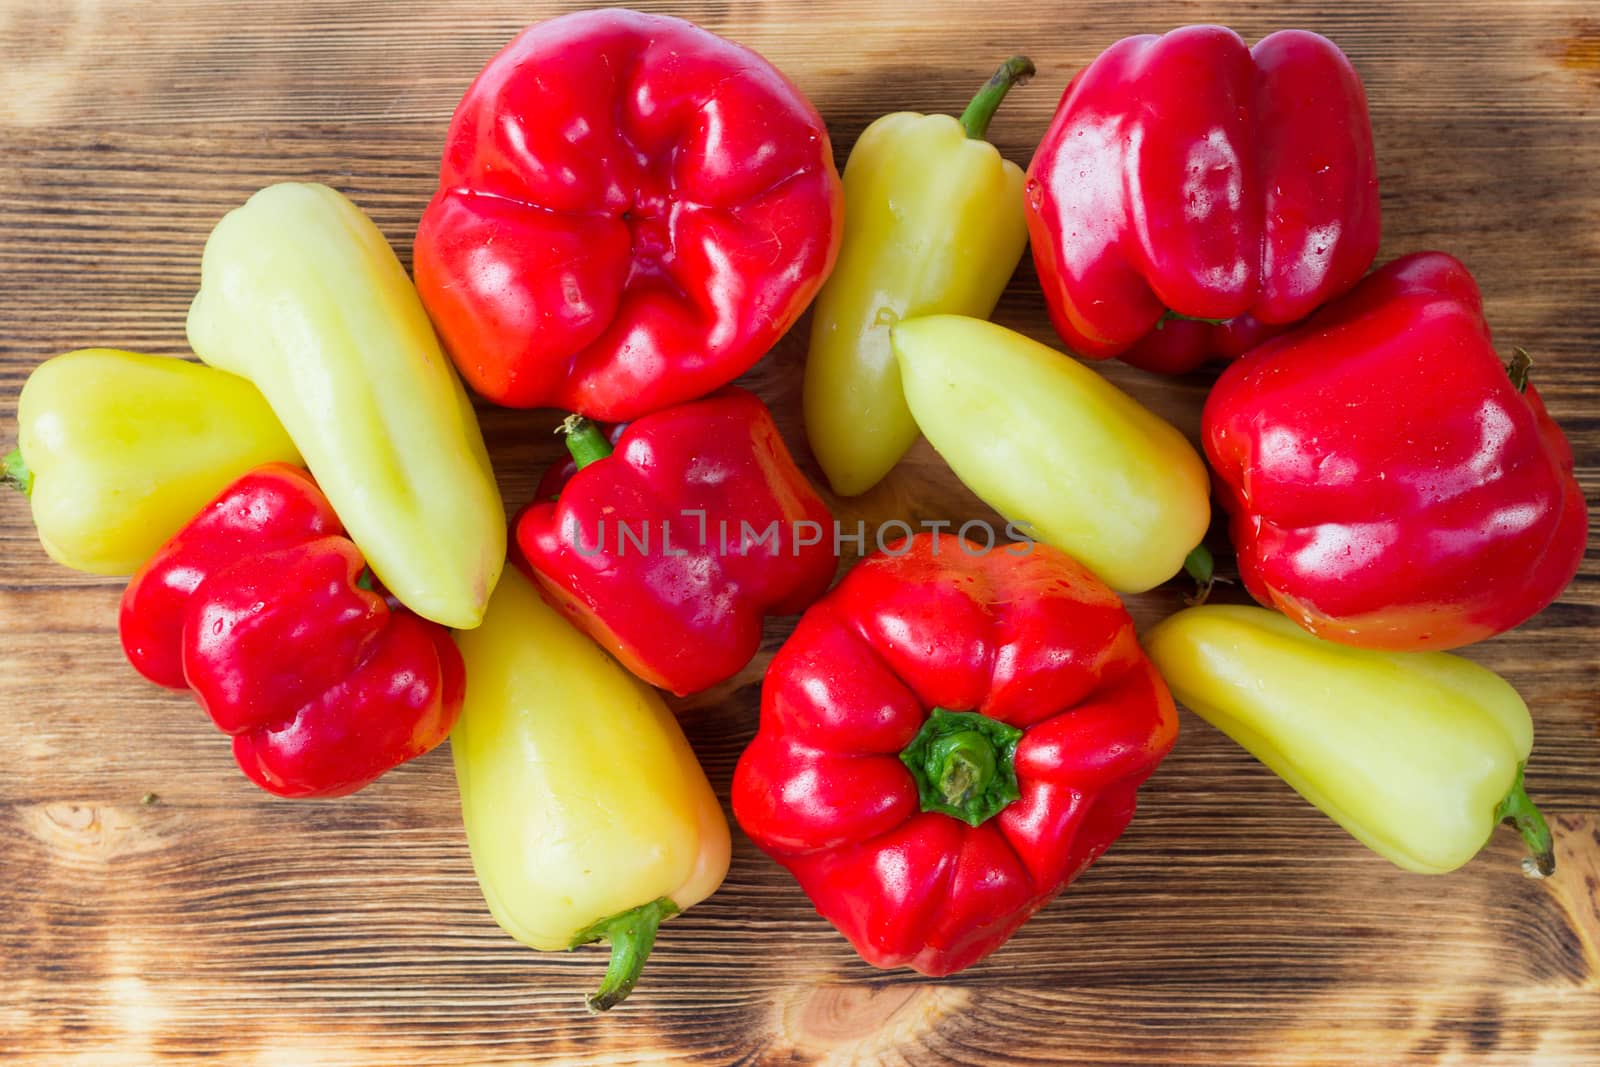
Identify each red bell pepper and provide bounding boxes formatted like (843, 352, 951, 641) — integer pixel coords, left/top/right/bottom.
(120, 464, 465, 797)
(515, 388, 835, 697)
(1118, 312, 1288, 375)
(1204, 252, 1587, 651)
(413, 8, 844, 421)
(732, 533, 1178, 976)
(1024, 26, 1379, 366)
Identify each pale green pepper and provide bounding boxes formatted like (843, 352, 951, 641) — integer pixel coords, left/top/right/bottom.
(1145, 604, 1555, 877)
(891, 314, 1210, 593)
(5, 348, 300, 575)
(452, 567, 730, 1011)
(187, 183, 504, 629)
(804, 58, 1033, 497)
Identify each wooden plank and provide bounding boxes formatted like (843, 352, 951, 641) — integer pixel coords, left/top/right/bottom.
(1, 0, 1597, 1062)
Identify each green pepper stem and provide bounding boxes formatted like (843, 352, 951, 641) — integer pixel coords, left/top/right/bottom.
(561, 415, 613, 470)
(958, 56, 1035, 141)
(1155, 309, 1231, 332)
(1496, 766, 1555, 878)
(900, 708, 1023, 827)
(932, 730, 997, 807)
(3, 447, 32, 496)
(1183, 544, 1215, 606)
(571, 896, 679, 1013)
(1507, 348, 1532, 394)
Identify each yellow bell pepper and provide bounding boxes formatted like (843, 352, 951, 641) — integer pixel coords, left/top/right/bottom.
(5, 349, 300, 575)
(804, 58, 1033, 497)
(187, 182, 504, 629)
(890, 314, 1210, 592)
(1145, 604, 1555, 877)
(451, 567, 730, 1011)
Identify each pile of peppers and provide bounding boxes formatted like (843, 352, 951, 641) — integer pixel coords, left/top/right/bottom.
(2, 7, 1587, 1011)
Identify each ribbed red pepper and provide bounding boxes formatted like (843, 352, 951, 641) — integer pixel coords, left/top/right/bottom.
(733, 533, 1178, 976)
(413, 8, 843, 421)
(1025, 26, 1379, 368)
(516, 388, 835, 697)
(119, 464, 464, 797)
(1204, 252, 1588, 650)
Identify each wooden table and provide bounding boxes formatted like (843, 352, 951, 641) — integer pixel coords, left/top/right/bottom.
(2, 1, 1596, 1062)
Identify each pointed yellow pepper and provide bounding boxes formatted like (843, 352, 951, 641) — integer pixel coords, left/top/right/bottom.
(804, 58, 1033, 497)
(187, 183, 504, 629)
(1145, 605, 1555, 876)
(5, 349, 300, 575)
(891, 314, 1211, 593)
(452, 567, 730, 1011)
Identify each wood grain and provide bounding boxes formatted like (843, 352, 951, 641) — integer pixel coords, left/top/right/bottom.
(1, 0, 1597, 1063)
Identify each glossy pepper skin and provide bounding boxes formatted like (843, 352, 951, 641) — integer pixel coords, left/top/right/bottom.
(734, 534, 1178, 975)
(1204, 252, 1587, 651)
(414, 8, 844, 421)
(1146, 605, 1555, 876)
(804, 57, 1033, 496)
(453, 567, 730, 1011)
(4, 349, 299, 575)
(516, 388, 835, 696)
(188, 183, 505, 630)
(891, 315, 1210, 593)
(1025, 27, 1379, 364)
(119, 464, 464, 798)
